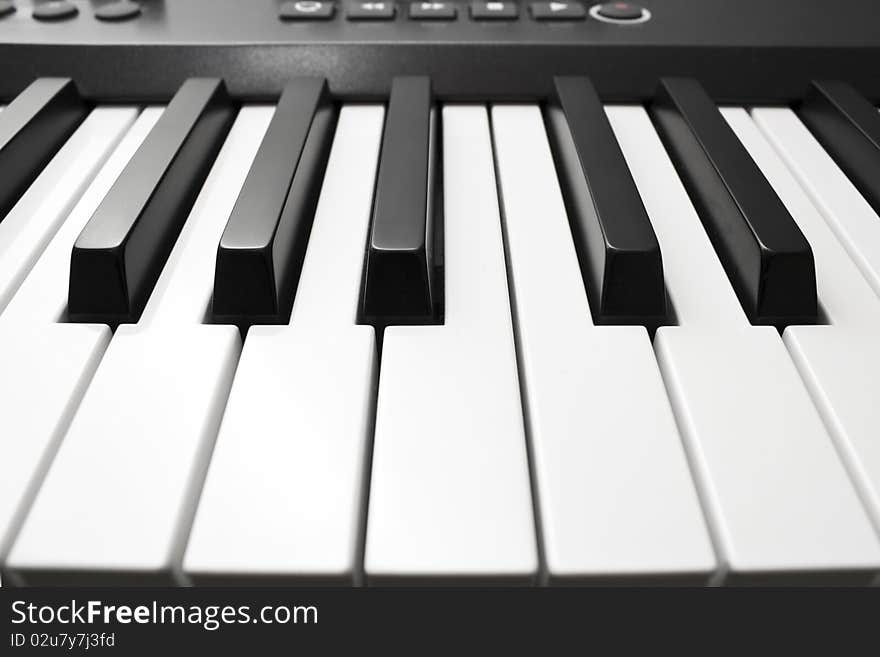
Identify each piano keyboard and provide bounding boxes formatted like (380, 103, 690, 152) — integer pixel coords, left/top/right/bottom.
(0, 74, 879, 586)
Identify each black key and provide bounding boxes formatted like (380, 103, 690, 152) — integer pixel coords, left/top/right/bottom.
(0, 78, 87, 221)
(798, 80, 880, 217)
(68, 78, 235, 324)
(213, 78, 337, 325)
(547, 76, 666, 325)
(360, 76, 440, 325)
(650, 77, 817, 327)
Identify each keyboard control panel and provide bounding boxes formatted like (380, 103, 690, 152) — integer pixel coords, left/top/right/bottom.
(0, 0, 877, 101)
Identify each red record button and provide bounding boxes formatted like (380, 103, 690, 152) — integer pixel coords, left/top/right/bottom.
(595, 2, 645, 21)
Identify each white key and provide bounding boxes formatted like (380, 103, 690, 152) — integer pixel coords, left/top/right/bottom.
(6, 108, 271, 584)
(751, 107, 880, 300)
(723, 107, 880, 537)
(784, 329, 880, 536)
(0, 108, 137, 315)
(138, 107, 271, 328)
(364, 106, 537, 582)
(0, 109, 161, 583)
(491, 105, 714, 583)
(184, 105, 384, 584)
(608, 105, 880, 583)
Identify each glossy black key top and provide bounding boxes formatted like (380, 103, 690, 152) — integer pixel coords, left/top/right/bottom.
(797, 80, 880, 217)
(0, 77, 87, 220)
(68, 78, 235, 324)
(650, 77, 817, 327)
(547, 76, 666, 325)
(360, 76, 441, 325)
(213, 78, 337, 325)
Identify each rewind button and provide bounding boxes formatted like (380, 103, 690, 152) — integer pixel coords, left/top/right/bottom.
(409, 1, 457, 19)
(348, 1, 396, 19)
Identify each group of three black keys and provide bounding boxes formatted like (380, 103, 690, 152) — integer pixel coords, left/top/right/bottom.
(1, 72, 877, 331)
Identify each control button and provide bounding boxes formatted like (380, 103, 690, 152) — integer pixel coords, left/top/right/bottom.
(279, 0, 336, 20)
(409, 1, 457, 20)
(348, 1, 395, 20)
(95, 0, 141, 21)
(470, 1, 518, 20)
(0, 0, 15, 19)
(590, 1, 649, 23)
(32, 0, 79, 21)
(529, 2, 586, 20)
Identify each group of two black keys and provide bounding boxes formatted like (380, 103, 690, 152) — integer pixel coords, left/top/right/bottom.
(3, 74, 878, 330)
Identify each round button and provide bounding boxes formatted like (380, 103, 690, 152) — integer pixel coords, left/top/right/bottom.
(0, 0, 16, 19)
(32, 0, 79, 21)
(590, 2, 649, 23)
(95, 0, 141, 21)
(278, 0, 335, 20)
